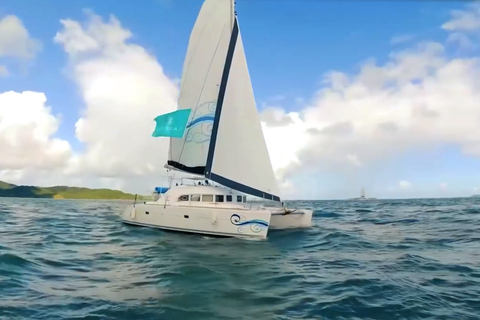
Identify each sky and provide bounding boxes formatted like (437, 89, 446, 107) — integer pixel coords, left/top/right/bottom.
(1, 0, 480, 200)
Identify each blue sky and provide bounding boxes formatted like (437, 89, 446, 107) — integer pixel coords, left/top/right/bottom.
(0, 0, 463, 139)
(1, 0, 479, 199)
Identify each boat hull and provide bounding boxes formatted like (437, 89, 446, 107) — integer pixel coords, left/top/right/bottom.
(121, 203, 272, 239)
(269, 210, 313, 229)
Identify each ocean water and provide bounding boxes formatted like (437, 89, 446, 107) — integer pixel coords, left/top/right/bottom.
(0, 197, 479, 320)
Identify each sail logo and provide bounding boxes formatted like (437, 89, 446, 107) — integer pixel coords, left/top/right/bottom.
(185, 100, 217, 144)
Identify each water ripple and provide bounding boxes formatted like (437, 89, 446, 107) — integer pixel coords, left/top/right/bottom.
(0, 197, 479, 319)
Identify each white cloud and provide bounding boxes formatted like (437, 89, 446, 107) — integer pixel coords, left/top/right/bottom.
(264, 41, 480, 185)
(399, 180, 411, 190)
(446, 32, 476, 49)
(256, 5, 480, 197)
(52, 11, 179, 191)
(0, 15, 41, 59)
(346, 154, 362, 167)
(261, 108, 308, 183)
(3, 4, 480, 199)
(441, 3, 480, 52)
(261, 106, 295, 127)
(0, 16, 72, 187)
(0, 91, 71, 170)
(441, 3, 480, 31)
(439, 182, 448, 190)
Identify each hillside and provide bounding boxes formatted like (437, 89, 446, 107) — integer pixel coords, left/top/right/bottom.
(0, 180, 144, 200)
(0, 180, 16, 189)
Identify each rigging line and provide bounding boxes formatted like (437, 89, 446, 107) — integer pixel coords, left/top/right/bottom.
(176, 23, 229, 164)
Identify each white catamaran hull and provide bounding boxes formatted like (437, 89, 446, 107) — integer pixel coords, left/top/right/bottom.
(270, 211, 313, 230)
(121, 192, 314, 239)
(122, 203, 273, 239)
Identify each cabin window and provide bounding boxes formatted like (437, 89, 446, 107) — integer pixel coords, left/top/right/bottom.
(226, 195, 232, 202)
(202, 194, 213, 202)
(237, 195, 242, 202)
(178, 195, 189, 201)
(216, 195, 224, 202)
(191, 194, 200, 201)
(243, 196, 247, 203)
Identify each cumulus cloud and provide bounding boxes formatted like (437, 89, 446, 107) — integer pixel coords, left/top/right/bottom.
(3, 3, 480, 198)
(441, 3, 480, 52)
(447, 32, 476, 50)
(0, 91, 71, 170)
(0, 16, 71, 187)
(261, 109, 308, 183)
(399, 180, 411, 190)
(260, 106, 295, 127)
(441, 2, 480, 32)
(52, 11, 179, 191)
(0, 15, 41, 58)
(263, 5, 480, 188)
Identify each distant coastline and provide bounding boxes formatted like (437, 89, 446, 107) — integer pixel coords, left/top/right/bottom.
(0, 180, 146, 200)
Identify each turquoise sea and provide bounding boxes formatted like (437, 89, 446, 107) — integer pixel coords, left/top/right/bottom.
(1, 197, 479, 319)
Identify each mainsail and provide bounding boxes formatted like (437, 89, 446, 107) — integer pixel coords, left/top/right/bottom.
(156, 0, 281, 201)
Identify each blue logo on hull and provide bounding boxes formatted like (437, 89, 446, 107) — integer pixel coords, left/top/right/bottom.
(230, 214, 269, 233)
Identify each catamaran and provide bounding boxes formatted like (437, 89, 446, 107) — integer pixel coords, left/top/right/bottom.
(350, 187, 377, 201)
(121, 0, 313, 239)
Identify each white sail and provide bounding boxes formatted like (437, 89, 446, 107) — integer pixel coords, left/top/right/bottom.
(205, 18, 281, 201)
(168, 0, 234, 175)
(167, 0, 280, 201)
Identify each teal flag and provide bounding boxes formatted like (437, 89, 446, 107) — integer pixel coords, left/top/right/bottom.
(152, 109, 192, 138)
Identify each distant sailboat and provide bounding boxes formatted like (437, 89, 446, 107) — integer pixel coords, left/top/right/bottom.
(121, 0, 313, 239)
(349, 187, 377, 200)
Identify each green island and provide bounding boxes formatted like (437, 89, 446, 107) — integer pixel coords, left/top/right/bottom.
(0, 180, 148, 200)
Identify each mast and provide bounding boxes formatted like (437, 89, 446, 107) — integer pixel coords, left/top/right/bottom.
(231, 0, 234, 30)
